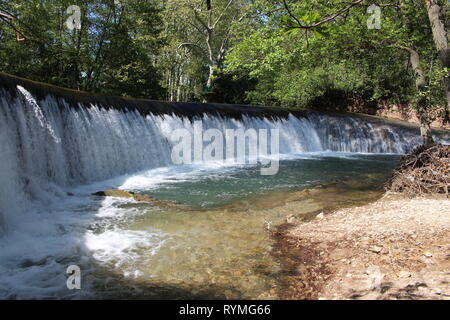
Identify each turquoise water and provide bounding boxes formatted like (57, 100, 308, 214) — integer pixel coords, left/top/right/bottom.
(0, 80, 442, 299)
(81, 153, 401, 299)
(134, 153, 401, 208)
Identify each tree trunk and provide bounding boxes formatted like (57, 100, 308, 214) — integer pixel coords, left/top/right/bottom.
(406, 46, 434, 145)
(207, 64, 215, 89)
(424, 0, 450, 123)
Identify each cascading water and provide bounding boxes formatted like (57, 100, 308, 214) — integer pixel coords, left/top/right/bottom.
(0, 82, 445, 233)
(0, 79, 448, 299)
(306, 113, 425, 153)
(0, 86, 431, 211)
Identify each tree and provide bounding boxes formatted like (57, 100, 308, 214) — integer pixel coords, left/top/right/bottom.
(424, 0, 449, 123)
(164, 0, 250, 101)
(226, 0, 445, 145)
(0, 0, 164, 99)
(83, 0, 165, 98)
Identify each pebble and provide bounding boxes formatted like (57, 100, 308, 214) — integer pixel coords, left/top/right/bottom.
(368, 245, 383, 254)
(286, 215, 297, 223)
(398, 271, 411, 278)
(420, 257, 436, 265)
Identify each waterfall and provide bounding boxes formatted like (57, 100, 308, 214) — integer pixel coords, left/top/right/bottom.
(1, 75, 450, 299)
(305, 112, 426, 154)
(0, 81, 448, 232)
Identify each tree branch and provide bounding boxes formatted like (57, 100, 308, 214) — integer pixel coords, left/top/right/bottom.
(212, 0, 234, 29)
(193, 7, 210, 32)
(0, 12, 26, 40)
(282, 0, 364, 29)
(177, 42, 208, 57)
(282, 0, 305, 28)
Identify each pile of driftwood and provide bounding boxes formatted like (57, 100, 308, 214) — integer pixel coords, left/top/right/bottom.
(386, 144, 450, 196)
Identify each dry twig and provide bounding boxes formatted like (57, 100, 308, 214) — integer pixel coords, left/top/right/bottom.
(386, 144, 450, 196)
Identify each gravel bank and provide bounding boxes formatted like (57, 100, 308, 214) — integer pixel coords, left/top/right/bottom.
(273, 192, 450, 300)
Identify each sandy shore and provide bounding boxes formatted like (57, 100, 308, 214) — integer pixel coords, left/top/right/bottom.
(272, 192, 450, 300)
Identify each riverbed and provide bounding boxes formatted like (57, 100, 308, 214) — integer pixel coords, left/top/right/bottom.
(77, 154, 400, 299)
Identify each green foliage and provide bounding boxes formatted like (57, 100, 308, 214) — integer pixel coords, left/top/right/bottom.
(160, 0, 252, 102)
(205, 70, 256, 104)
(0, 0, 447, 115)
(417, 67, 447, 111)
(0, 0, 164, 99)
(224, 0, 446, 113)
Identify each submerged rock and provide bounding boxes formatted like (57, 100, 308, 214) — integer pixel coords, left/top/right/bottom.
(316, 212, 325, 220)
(93, 190, 153, 202)
(93, 190, 135, 198)
(286, 214, 297, 224)
(132, 194, 154, 202)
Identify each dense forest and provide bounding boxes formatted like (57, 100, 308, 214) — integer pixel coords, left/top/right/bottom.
(0, 0, 448, 142)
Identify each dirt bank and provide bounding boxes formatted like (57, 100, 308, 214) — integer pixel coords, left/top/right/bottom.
(272, 192, 450, 300)
(375, 104, 450, 131)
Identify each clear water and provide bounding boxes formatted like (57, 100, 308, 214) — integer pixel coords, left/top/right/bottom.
(79, 154, 399, 299)
(138, 153, 399, 208)
(0, 84, 435, 299)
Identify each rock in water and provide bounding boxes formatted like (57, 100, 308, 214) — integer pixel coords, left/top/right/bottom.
(286, 214, 297, 223)
(93, 190, 135, 198)
(316, 212, 325, 220)
(93, 190, 153, 202)
(132, 194, 153, 202)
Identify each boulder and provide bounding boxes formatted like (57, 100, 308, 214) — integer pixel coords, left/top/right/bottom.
(132, 194, 154, 202)
(93, 190, 135, 198)
(93, 190, 153, 202)
(286, 214, 297, 223)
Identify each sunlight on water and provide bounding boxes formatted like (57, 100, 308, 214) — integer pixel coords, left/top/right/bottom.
(83, 156, 398, 299)
(0, 84, 447, 299)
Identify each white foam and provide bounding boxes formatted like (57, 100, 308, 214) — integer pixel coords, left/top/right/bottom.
(0, 85, 439, 299)
(85, 228, 168, 277)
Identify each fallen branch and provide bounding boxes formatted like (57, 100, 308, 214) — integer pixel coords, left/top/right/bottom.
(385, 144, 450, 196)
